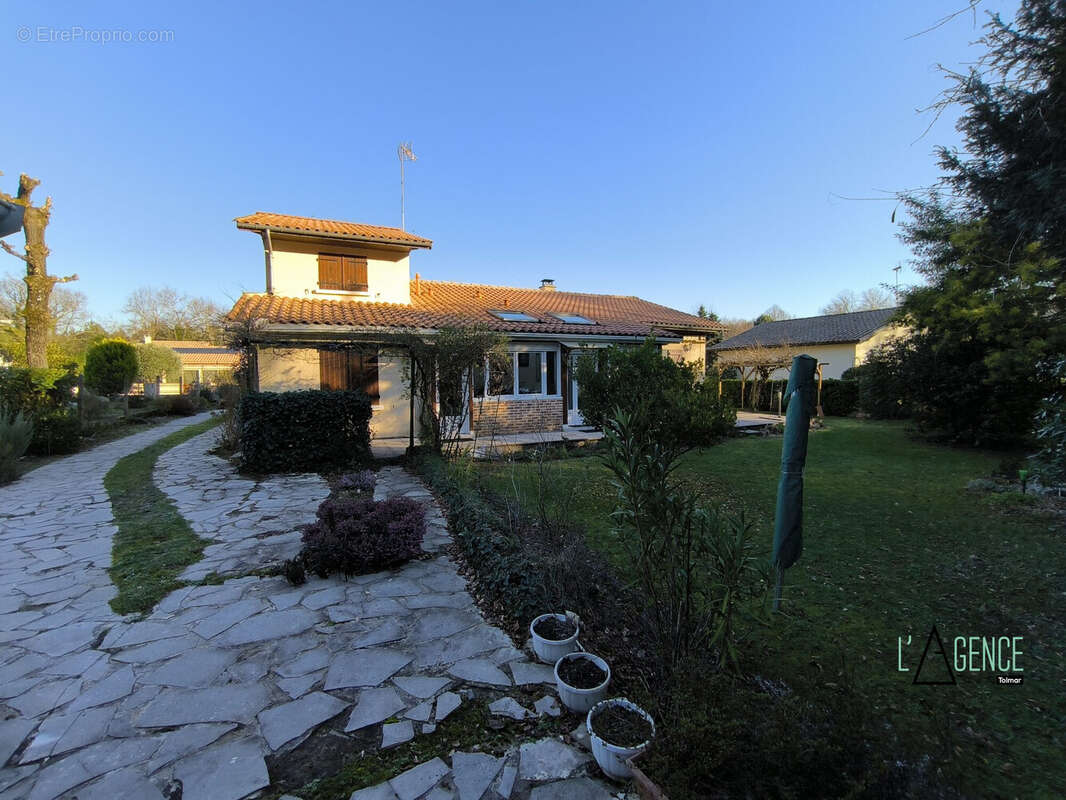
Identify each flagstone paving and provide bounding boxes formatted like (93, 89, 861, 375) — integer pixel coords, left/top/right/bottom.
(0, 423, 625, 799)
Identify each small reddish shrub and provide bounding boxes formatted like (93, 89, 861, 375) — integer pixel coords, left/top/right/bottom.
(298, 496, 425, 580)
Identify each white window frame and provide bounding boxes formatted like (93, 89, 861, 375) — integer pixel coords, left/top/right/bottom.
(479, 344, 561, 400)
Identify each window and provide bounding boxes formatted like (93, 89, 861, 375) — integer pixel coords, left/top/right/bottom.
(491, 310, 539, 323)
(550, 313, 595, 325)
(478, 349, 560, 397)
(545, 351, 558, 395)
(318, 254, 369, 293)
(320, 349, 379, 403)
(517, 352, 542, 394)
(488, 357, 514, 396)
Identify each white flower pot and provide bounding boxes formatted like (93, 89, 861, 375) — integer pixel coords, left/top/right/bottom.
(529, 613, 579, 664)
(554, 652, 611, 713)
(586, 697, 656, 781)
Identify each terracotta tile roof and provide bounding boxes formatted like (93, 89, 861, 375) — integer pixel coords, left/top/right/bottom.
(235, 212, 432, 249)
(176, 351, 240, 366)
(227, 280, 722, 339)
(712, 307, 902, 350)
(149, 340, 239, 366)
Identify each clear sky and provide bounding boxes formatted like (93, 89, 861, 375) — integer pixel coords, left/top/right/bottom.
(1, 0, 1019, 324)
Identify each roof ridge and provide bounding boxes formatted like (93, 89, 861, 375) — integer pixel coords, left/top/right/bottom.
(414, 279, 648, 301)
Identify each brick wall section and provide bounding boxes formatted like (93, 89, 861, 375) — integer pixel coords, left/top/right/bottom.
(472, 397, 564, 435)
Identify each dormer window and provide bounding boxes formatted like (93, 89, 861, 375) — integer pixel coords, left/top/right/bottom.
(491, 310, 538, 323)
(550, 313, 595, 325)
(318, 253, 368, 293)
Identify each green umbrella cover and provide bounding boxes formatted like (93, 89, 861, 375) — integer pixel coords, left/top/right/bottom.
(771, 354, 818, 609)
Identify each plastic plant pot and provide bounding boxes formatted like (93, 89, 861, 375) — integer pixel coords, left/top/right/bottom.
(586, 697, 656, 781)
(529, 612, 579, 664)
(554, 651, 611, 713)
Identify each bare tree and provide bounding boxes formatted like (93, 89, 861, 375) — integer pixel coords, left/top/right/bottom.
(123, 286, 225, 341)
(717, 317, 754, 340)
(821, 287, 895, 315)
(0, 173, 77, 368)
(753, 304, 791, 324)
(715, 340, 796, 409)
(0, 274, 89, 334)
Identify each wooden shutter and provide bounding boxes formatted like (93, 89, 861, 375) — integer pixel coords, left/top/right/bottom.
(363, 352, 379, 402)
(318, 254, 343, 290)
(319, 350, 347, 390)
(341, 256, 369, 292)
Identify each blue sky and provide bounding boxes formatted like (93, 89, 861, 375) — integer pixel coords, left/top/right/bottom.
(1, 0, 1018, 323)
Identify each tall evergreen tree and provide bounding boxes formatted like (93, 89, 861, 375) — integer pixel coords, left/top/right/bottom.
(898, 0, 1066, 445)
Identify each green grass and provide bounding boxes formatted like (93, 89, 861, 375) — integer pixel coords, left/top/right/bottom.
(106, 417, 222, 615)
(477, 420, 1066, 798)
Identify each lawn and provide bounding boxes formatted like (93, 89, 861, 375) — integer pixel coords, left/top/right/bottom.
(106, 416, 222, 614)
(476, 419, 1065, 798)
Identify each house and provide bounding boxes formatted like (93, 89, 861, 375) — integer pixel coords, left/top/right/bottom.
(146, 339, 240, 387)
(225, 212, 723, 442)
(710, 307, 907, 380)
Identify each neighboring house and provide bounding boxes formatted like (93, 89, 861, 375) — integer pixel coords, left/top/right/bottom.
(147, 338, 240, 386)
(225, 212, 723, 441)
(711, 307, 907, 380)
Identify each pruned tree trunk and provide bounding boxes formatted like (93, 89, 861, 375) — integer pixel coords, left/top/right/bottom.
(0, 173, 77, 368)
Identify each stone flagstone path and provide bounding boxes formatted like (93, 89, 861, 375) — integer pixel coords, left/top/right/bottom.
(0, 421, 624, 799)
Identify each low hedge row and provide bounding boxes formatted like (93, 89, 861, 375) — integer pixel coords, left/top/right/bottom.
(238, 390, 372, 473)
(415, 454, 550, 623)
(715, 377, 859, 416)
(819, 379, 859, 417)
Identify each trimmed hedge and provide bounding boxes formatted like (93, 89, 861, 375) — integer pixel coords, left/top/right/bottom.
(238, 390, 372, 473)
(819, 379, 859, 417)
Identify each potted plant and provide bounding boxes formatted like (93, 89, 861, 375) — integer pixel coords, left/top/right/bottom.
(586, 697, 656, 781)
(554, 651, 610, 713)
(529, 612, 579, 664)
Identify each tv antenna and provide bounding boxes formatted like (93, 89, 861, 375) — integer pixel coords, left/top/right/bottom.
(398, 142, 417, 230)
(892, 264, 902, 303)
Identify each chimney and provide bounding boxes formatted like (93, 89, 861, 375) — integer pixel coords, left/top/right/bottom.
(539, 278, 556, 291)
(414, 272, 421, 296)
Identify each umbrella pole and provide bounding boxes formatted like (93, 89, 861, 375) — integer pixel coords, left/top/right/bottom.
(773, 565, 784, 612)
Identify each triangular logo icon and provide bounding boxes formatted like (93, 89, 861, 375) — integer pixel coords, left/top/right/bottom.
(913, 625, 957, 685)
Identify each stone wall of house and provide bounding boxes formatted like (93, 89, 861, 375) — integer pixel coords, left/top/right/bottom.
(472, 397, 564, 435)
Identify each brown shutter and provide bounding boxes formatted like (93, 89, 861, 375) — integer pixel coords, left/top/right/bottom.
(365, 351, 379, 403)
(341, 256, 369, 292)
(318, 254, 343, 290)
(320, 350, 347, 390)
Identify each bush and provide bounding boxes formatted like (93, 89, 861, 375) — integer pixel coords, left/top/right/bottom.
(298, 496, 425, 579)
(337, 469, 376, 494)
(79, 389, 111, 421)
(134, 343, 182, 383)
(0, 405, 33, 484)
(0, 366, 76, 418)
(1031, 358, 1066, 485)
(164, 394, 199, 416)
(414, 452, 628, 642)
(28, 410, 81, 456)
(238, 390, 372, 473)
(575, 339, 735, 448)
(85, 339, 138, 397)
(819, 378, 858, 417)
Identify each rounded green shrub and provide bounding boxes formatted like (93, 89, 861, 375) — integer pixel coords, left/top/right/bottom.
(85, 339, 138, 397)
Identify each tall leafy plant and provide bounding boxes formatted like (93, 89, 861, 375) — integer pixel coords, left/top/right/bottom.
(601, 408, 766, 672)
(0, 404, 33, 484)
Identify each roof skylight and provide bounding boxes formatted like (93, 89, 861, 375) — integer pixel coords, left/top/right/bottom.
(551, 313, 596, 325)
(491, 310, 539, 322)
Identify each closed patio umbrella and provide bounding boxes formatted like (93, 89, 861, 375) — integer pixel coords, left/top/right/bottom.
(771, 354, 817, 610)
